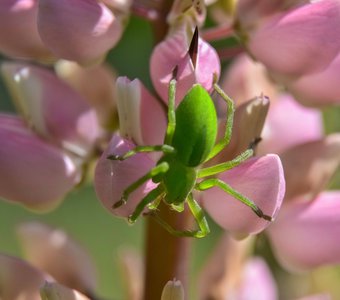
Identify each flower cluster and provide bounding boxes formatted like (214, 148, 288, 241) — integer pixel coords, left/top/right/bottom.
(0, 0, 340, 299)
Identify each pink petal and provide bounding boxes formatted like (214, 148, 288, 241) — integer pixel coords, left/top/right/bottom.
(40, 282, 91, 300)
(94, 134, 157, 218)
(0, 0, 54, 61)
(202, 154, 285, 237)
(37, 0, 123, 65)
(1, 62, 103, 157)
(150, 28, 220, 103)
(55, 60, 118, 130)
(248, 0, 340, 78)
(197, 233, 254, 299)
(236, 0, 305, 29)
(220, 54, 278, 107)
(267, 192, 340, 271)
(17, 221, 97, 294)
(0, 114, 80, 211)
(287, 54, 340, 106)
(280, 134, 340, 200)
(116, 77, 167, 146)
(222, 95, 270, 160)
(234, 257, 278, 300)
(259, 94, 323, 154)
(0, 253, 51, 300)
(117, 248, 143, 300)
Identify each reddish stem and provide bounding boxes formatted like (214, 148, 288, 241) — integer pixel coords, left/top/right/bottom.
(143, 204, 193, 299)
(201, 24, 235, 42)
(132, 1, 193, 299)
(217, 46, 245, 61)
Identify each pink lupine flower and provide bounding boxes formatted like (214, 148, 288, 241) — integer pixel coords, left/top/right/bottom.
(201, 154, 285, 237)
(267, 191, 340, 271)
(232, 257, 278, 300)
(280, 134, 340, 202)
(235, 0, 305, 30)
(241, 0, 340, 80)
(222, 50, 340, 271)
(0, 61, 104, 210)
(95, 78, 165, 217)
(0, 253, 52, 300)
(37, 0, 125, 65)
(220, 54, 324, 156)
(55, 60, 118, 130)
(262, 110, 340, 272)
(286, 54, 340, 106)
(0, 222, 99, 300)
(1, 62, 103, 157)
(258, 94, 323, 155)
(150, 26, 220, 103)
(220, 55, 278, 107)
(198, 231, 333, 299)
(115, 77, 167, 146)
(95, 76, 285, 236)
(198, 233, 277, 299)
(0, 113, 80, 211)
(95, 134, 158, 218)
(0, 0, 54, 62)
(17, 221, 97, 295)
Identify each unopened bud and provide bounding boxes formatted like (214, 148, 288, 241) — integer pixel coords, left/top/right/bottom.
(161, 279, 184, 300)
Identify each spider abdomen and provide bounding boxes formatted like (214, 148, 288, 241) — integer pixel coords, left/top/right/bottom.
(172, 84, 218, 167)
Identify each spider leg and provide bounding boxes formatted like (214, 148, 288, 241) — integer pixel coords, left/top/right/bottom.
(112, 162, 169, 209)
(145, 194, 210, 238)
(196, 178, 273, 221)
(107, 144, 175, 161)
(128, 186, 165, 223)
(205, 83, 235, 161)
(197, 148, 254, 178)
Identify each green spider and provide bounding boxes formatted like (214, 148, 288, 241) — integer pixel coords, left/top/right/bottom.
(107, 68, 272, 238)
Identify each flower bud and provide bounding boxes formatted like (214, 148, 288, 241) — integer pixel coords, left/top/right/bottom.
(17, 221, 97, 294)
(0, 113, 80, 211)
(0, 0, 54, 62)
(161, 279, 184, 300)
(245, 0, 340, 79)
(281, 134, 340, 200)
(115, 77, 166, 146)
(37, 0, 124, 65)
(1, 62, 103, 158)
(287, 54, 340, 106)
(0, 253, 50, 300)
